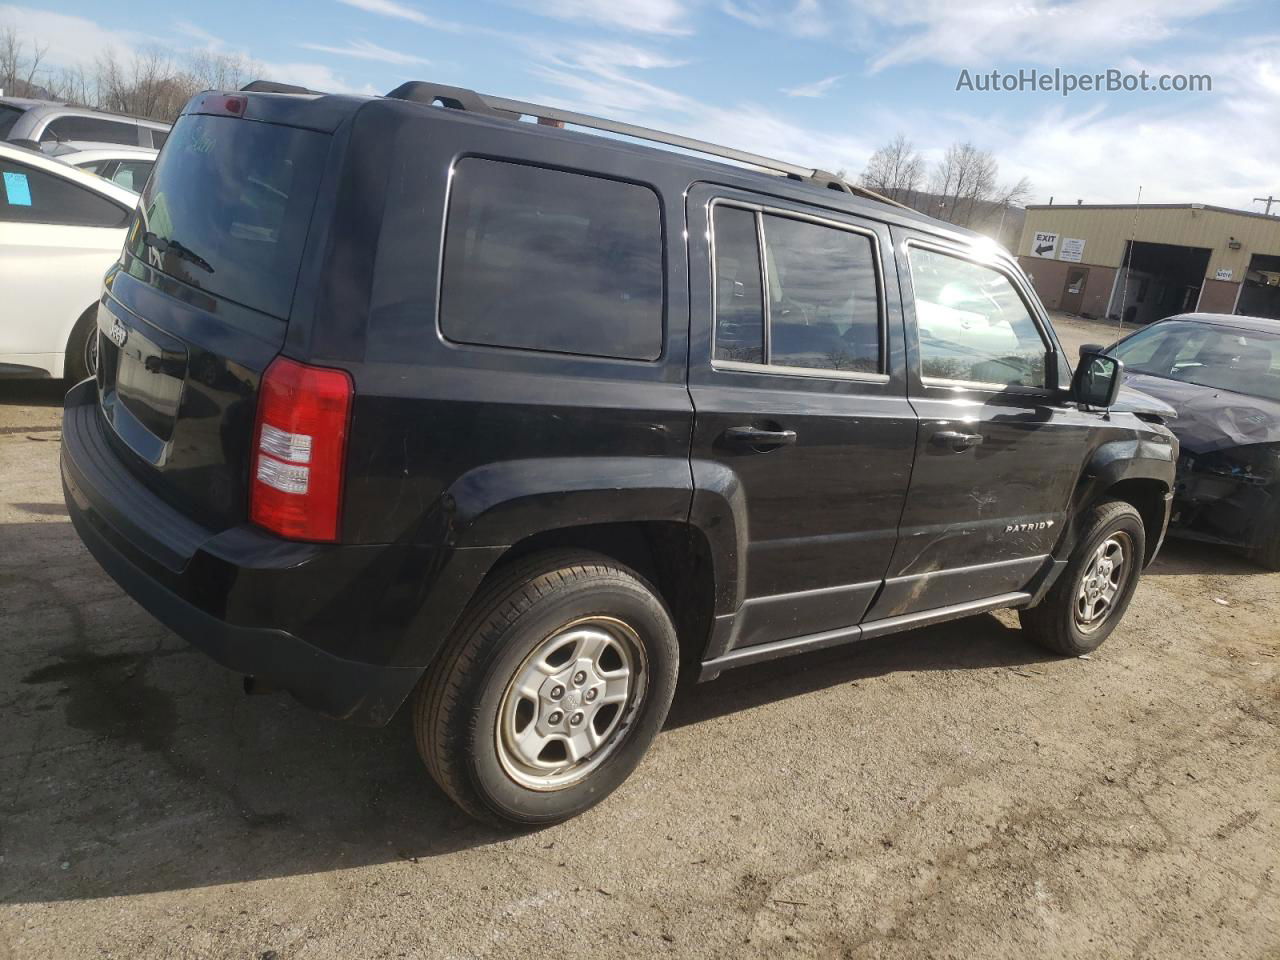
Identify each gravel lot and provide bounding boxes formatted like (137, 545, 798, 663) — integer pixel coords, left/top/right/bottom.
(2, 317, 1277, 959)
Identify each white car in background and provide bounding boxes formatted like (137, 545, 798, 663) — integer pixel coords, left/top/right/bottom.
(0, 141, 136, 381)
(51, 144, 158, 194)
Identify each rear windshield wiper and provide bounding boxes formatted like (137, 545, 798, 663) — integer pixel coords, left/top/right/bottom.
(142, 232, 215, 274)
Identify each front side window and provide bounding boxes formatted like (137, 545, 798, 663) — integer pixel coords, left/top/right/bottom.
(440, 159, 663, 361)
(909, 247, 1048, 388)
(713, 203, 882, 374)
(0, 159, 128, 227)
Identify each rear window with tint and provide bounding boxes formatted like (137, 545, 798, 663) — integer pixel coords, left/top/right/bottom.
(0, 104, 22, 140)
(124, 114, 327, 320)
(440, 159, 663, 361)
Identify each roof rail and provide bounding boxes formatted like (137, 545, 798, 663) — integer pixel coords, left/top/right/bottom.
(383, 80, 909, 211)
(240, 80, 320, 95)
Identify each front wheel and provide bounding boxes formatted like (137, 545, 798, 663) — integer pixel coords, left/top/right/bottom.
(413, 550, 680, 826)
(1019, 500, 1146, 656)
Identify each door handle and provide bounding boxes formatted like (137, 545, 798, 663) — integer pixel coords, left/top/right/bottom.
(932, 430, 984, 451)
(724, 426, 798, 450)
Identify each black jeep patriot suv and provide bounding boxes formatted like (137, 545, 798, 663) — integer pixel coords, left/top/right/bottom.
(61, 81, 1177, 825)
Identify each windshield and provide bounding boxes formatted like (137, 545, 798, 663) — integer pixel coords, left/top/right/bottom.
(124, 113, 327, 320)
(1112, 319, 1280, 403)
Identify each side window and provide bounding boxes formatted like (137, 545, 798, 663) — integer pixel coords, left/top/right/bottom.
(111, 160, 153, 193)
(712, 203, 882, 374)
(762, 214, 880, 373)
(712, 206, 765, 364)
(440, 158, 663, 361)
(149, 129, 169, 148)
(909, 247, 1048, 388)
(0, 160, 128, 227)
(42, 115, 139, 145)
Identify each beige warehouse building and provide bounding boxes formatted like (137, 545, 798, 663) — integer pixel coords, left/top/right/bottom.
(1015, 203, 1280, 324)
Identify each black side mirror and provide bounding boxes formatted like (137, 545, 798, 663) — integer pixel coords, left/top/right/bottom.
(1073, 346, 1124, 408)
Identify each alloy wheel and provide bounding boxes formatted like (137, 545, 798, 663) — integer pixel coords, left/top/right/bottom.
(495, 616, 647, 791)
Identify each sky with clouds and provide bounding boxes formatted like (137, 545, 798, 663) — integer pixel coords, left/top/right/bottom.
(4, 0, 1277, 210)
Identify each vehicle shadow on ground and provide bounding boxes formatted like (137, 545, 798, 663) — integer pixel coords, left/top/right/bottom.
(668, 614, 1058, 731)
(1146, 538, 1267, 577)
(0, 518, 1069, 906)
(0, 380, 68, 408)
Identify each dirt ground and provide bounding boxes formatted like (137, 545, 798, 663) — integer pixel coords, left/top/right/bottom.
(1, 318, 1278, 959)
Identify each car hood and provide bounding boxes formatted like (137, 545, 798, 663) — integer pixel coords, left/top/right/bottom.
(1122, 373, 1280, 454)
(1110, 383, 1179, 421)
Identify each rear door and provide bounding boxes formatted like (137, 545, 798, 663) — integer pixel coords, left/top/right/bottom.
(687, 184, 917, 651)
(867, 228, 1096, 619)
(95, 108, 330, 528)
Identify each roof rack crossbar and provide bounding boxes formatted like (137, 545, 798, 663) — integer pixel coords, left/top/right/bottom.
(385, 82, 519, 120)
(380, 81, 912, 210)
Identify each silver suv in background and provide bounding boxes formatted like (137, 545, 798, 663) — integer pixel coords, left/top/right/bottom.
(0, 98, 170, 150)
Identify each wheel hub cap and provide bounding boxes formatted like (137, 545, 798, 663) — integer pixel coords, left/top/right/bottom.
(1075, 535, 1130, 632)
(496, 616, 646, 791)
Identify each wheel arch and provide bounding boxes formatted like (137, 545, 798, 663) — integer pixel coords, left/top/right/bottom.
(481, 520, 720, 675)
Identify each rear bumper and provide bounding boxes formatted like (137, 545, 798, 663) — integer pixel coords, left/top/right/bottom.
(60, 381, 425, 725)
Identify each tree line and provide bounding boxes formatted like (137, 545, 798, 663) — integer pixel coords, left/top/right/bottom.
(1, 23, 259, 123)
(859, 133, 1031, 242)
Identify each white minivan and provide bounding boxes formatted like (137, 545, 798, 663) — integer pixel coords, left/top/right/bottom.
(0, 141, 136, 380)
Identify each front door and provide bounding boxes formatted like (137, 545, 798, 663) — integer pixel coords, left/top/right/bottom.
(687, 184, 918, 652)
(868, 228, 1100, 620)
(1061, 267, 1089, 314)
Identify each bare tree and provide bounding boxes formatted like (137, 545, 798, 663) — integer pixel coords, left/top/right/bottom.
(0, 24, 48, 98)
(188, 50, 259, 92)
(859, 134, 925, 204)
(2, 19, 264, 122)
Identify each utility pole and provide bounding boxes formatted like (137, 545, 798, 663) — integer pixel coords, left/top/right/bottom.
(1255, 195, 1277, 215)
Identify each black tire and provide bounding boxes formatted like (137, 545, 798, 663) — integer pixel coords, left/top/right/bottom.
(64, 305, 99, 383)
(414, 550, 680, 826)
(1019, 500, 1146, 656)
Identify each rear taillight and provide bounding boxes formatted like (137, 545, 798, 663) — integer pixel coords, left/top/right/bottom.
(250, 357, 353, 542)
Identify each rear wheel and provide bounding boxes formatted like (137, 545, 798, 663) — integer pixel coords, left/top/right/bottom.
(1019, 500, 1146, 656)
(64, 306, 99, 383)
(414, 550, 679, 826)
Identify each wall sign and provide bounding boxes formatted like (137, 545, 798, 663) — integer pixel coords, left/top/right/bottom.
(1030, 231, 1058, 258)
(1215, 268, 1233, 281)
(1059, 237, 1085, 262)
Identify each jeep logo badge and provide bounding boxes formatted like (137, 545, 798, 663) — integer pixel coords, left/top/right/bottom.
(107, 317, 127, 348)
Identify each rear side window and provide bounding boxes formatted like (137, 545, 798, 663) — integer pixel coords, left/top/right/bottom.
(125, 114, 328, 319)
(712, 206, 765, 364)
(440, 158, 663, 361)
(111, 160, 153, 193)
(713, 202, 882, 374)
(0, 160, 128, 227)
(148, 129, 169, 148)
(42, 115, 138, 145)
